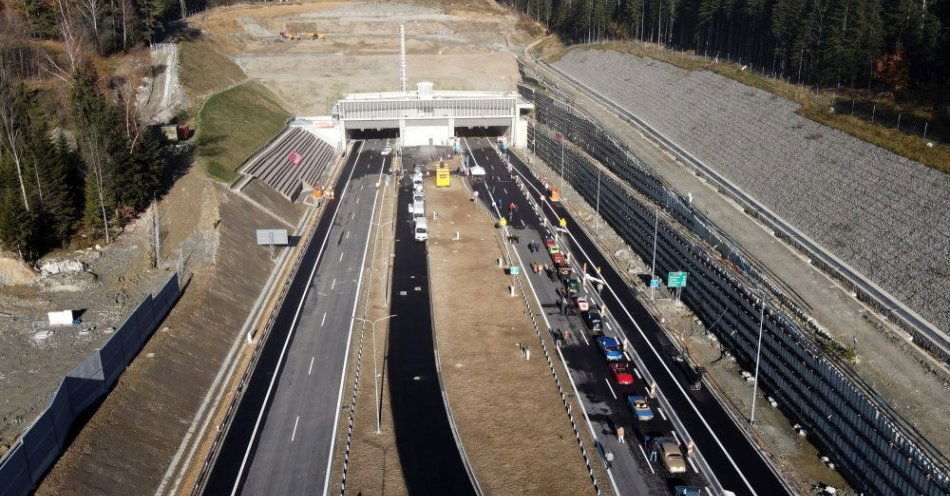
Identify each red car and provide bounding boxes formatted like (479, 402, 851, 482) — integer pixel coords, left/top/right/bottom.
(609, 361, 635, 385)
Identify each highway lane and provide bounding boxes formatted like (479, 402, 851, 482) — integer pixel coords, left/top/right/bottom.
(472, 137, 790, 496)
(203, 139, 389, 496)
(386, 149, 477, 495)
(466, 138, 705, 496)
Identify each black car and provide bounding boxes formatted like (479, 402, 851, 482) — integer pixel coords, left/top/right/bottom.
(583, 310, 603, 333)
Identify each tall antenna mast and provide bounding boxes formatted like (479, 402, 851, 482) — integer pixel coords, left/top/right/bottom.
(400, 24, 407, 93)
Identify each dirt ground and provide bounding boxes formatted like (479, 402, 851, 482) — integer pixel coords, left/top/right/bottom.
(35, 175, 305, 494)
(327, 167, 407, 495)
(189, 0, 528, 115)
(517, 151, 850, 493)
(424, 164, 596, 495)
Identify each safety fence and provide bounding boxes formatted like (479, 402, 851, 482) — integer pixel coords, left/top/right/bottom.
(526, 116, 950, 496)
(524, 59, 950, 365)
(0, 272, 182, 496)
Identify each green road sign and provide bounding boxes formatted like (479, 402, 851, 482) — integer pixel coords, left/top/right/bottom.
(667, 271, 688, 288)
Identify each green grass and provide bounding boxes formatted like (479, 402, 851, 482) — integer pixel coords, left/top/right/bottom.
(178, 37, 246, 98)
(195, 81, 291, 183)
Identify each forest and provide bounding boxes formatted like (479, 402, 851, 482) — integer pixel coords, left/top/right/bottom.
(503, 0, 949, 101)
(0, 0, 180, 261)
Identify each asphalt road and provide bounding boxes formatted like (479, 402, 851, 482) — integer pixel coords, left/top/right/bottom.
(203, 139, 389, 496)
(464, 137, 789, 496)
(386, 149, 477, 495)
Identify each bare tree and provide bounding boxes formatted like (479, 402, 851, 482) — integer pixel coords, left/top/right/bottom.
(78, 0, 103, 53)
(0, 69, 30, 212)
(82, 127, 112, 244)
(114, 59, 147, 152)
(119, 0, 134, 51)
(42, 0, 86, 85)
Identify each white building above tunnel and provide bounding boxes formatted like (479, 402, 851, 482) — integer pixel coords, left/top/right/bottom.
(317, 82, 533, 149)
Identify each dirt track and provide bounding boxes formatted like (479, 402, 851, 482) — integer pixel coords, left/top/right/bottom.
(426, 168, 595, 495)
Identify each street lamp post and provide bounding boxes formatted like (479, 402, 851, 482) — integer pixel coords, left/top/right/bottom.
(650, 204, 658, 299)
(750, 299, 766, 424)
(355, 314, 396, 433)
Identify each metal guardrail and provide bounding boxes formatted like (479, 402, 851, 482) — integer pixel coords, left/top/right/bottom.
(527, 120, 949, 495)
(525, 57, 950, 365)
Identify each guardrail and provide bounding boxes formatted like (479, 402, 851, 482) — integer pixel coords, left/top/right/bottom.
(524, 56, 950, 364)
(0, 273, 182, 496)
(526, 120, 949, 495)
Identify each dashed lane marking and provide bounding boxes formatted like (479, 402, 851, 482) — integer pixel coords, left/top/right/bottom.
(604, 378, 618, 400)
(291, 416, 300, 442)
(321, 312, 327, 327)
(309, 356, 315, 375)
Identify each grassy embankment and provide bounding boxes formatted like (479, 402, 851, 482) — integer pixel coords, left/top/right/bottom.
(177, 37, 291, 183)
(540, 38, 950, 174)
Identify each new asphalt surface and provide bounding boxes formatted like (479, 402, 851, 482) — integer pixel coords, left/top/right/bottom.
(386, 150, 476, 495)
(203, 139, 388, 496)
(464, 137, 789, 496)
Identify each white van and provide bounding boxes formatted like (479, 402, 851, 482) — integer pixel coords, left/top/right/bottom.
(414, 219, 428, 241)
(409, 199, 425, 215)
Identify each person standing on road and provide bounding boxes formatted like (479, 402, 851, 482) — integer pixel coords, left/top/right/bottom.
(616, 426, 625, 444)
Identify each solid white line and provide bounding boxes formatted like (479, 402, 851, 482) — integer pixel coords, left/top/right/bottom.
(705, 486, 713, 496)
(466, 140, 621, 496)
(638, 443, 655, 474)
(658, 407, 668, 421)
(291, 416, 299, 442)
(308, 356, 315, 375)
(690, 458, 700, 474)
(633, 367, 642, 379)
(229, 141, 366, 496)
(321, 312, 327, 327)
(671, 431, 681, 445)
(512, 162, 761, 495)
(321, 141, 387, 496)
(604, 378, 618, 400)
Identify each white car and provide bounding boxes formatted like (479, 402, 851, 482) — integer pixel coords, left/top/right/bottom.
(414, 219, 428, 241)
(381, 146, 392, 156)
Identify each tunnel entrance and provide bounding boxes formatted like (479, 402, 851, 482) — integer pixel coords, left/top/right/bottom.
(454, 126, 508, 138)
(346, 128, 400, 140)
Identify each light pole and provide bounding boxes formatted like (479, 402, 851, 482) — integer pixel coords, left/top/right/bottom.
(595, 168, 601, 235)
(749, 298, 766, 424)
(355, 314, 396, 433)
(650, 204, 658, 299)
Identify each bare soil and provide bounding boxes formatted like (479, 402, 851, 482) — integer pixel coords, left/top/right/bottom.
(189, 0, 529, 115)
(36, 181, 296, 494)
(425, 165, 595, 495)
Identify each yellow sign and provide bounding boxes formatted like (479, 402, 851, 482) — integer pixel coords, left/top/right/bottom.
(499, 217, 508, 226)
(559, 218, 568, 228)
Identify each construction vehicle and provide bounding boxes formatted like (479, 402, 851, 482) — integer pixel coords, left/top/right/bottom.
(550, 185, 561, 202)
(311, 184, 325, 200)
(280, 27, 326, 40)
(435, 165, 450, 187)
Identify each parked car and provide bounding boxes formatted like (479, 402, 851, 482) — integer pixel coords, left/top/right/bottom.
(596, 336, 624, 361)
(608, 361, 634, 385)
(653, 437, 686, 474)
(626, 395, 654, 421)
(583, 310, 603, 332)
(414, 219, 428, 241)
(381, 145, 392, 156)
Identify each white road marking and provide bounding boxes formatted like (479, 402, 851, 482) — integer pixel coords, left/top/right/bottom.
(513, 164, 761, 495)
(308, 356, 315, 375)
(321, 312, 327, 327)
(229, 141, 366, 496)
(579, 328, 589, 346)
(638, 443, 655, 474)
(291, 416, 299, 442)
(689, 458, 699, 474)
(356, 196, 361, 205)
(345, 230, 350, 239)
(633, 367, 641, 379)
(658, 407, 668, 421)
(339, 251, 344, 262)
(604, 378, 618, 400)
(331, 278, 336, 290)
(705, 487, 713, 496)
(671, 431, 681, 445)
